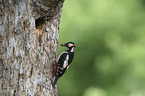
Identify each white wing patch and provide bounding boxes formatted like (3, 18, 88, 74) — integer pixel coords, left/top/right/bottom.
(57, 51, 68, 62)
(63, 55, 69, 68)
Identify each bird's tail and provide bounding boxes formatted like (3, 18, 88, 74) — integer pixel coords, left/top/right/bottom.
(52, 77, 59, 88)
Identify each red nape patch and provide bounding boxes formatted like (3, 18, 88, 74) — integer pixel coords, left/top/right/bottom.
(54, 62, 57, 76)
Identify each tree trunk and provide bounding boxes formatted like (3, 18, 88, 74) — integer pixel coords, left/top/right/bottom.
(0, 0, 64, 95)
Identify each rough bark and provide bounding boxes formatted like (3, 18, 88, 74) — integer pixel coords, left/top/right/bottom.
(0, 0, 64, 95)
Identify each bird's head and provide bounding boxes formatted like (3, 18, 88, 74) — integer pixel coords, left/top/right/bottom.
(60, 42, 76, 48)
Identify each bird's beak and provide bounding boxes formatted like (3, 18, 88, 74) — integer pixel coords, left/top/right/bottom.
(60, 43, 66, 47)
(74, 44, 76, 47)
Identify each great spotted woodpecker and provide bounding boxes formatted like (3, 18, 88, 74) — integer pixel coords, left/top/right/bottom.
(52, 42, 76, 87)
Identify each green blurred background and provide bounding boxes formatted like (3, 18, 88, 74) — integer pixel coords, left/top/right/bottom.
(58, 0, 145, 96)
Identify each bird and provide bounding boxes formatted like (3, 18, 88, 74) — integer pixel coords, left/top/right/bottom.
(52, 42, 76, 87)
